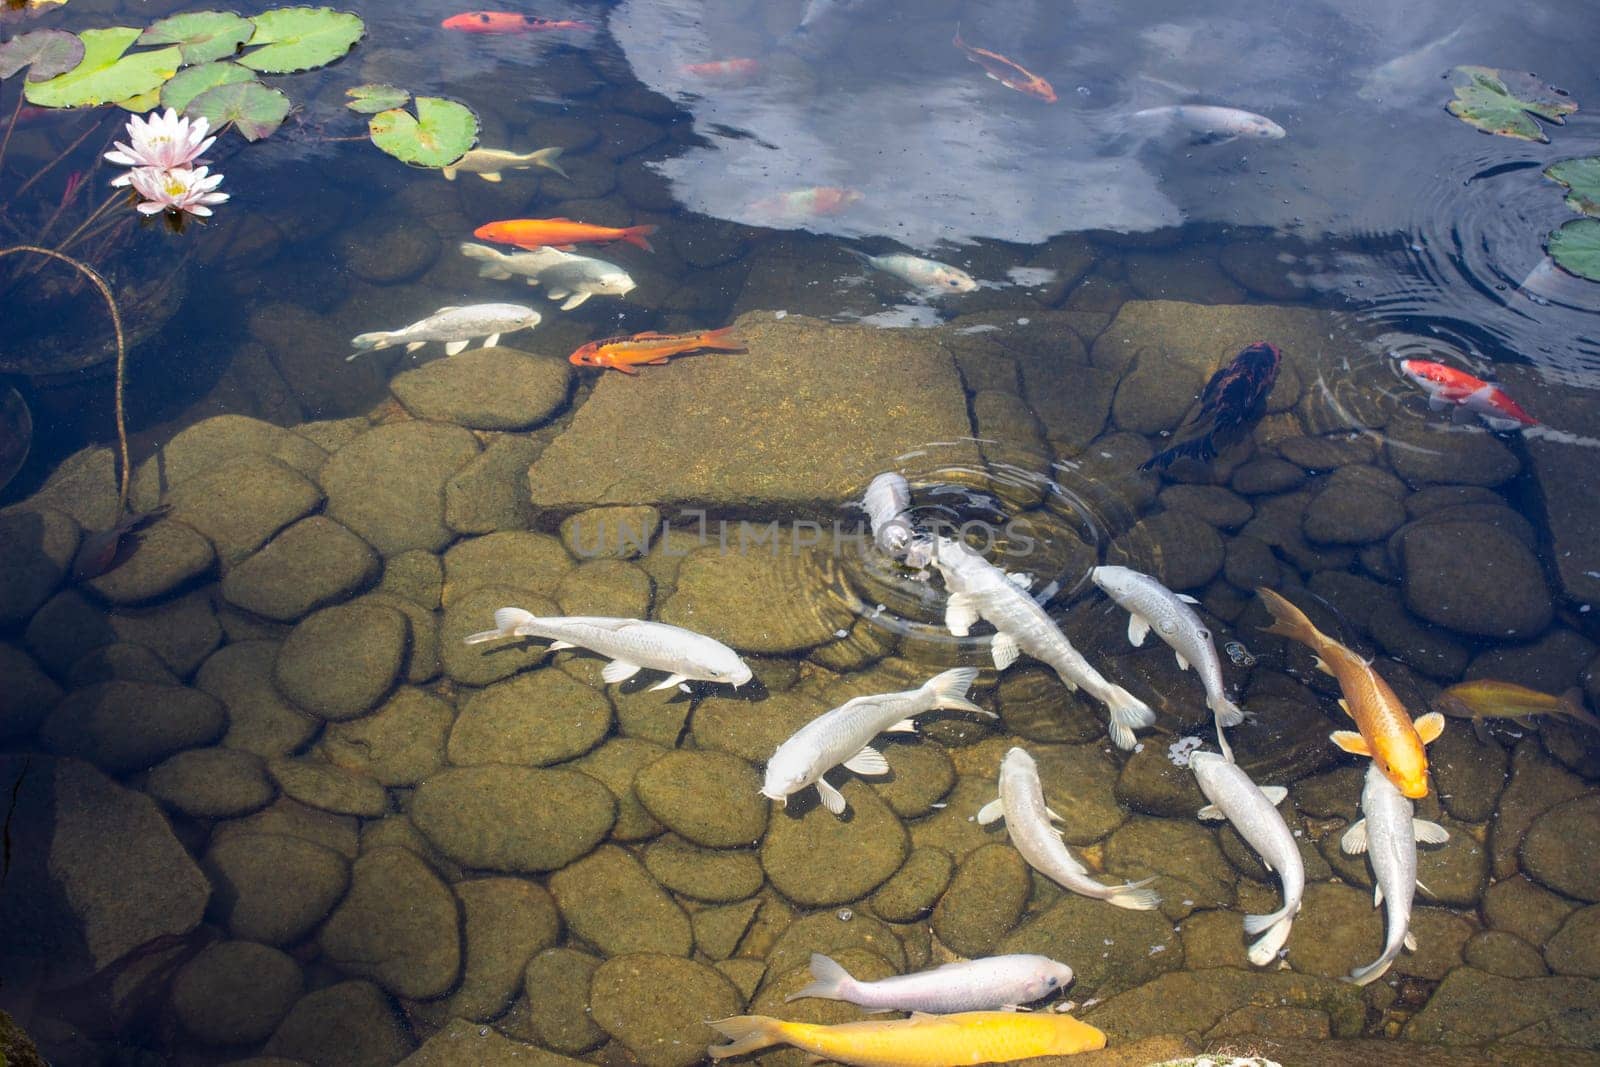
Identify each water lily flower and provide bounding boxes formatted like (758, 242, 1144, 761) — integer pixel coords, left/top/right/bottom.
(127, 165, 229, 218)
(104, 108, 215, 186)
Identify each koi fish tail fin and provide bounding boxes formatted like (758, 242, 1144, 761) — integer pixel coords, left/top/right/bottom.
(784, 954, 857, 1004)
(622, 224, 657, 252)
(924, 667, 994, 718)
(1560, 688, 1600, 732)
(1243, 904, 1296, 966)
(953, 21, 966, 49)
(1344, 948, 1400, 987)
(699, 326, 746, 351)
(706, 1016, 785, 1059)
(1102, 684, 1156, 750)
(530, 146, 569, 178)
(1106, 876, 1161, 911)
(1138, 432, 1218, 471)
(463, 607, 541, 645)
(1255, 588, 1326, 651)
(1209, 692, 1246, 728)
(348, 332, 392, 357)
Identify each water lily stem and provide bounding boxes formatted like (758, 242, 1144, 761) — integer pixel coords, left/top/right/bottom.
(11, 114, 105, 203)
(0, 245, 130, 513)
(0, 95, 22, 180)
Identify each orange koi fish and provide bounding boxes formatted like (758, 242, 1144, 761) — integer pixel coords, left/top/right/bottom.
(681, 58, 760, 80)
(569, 327, 743, 374)
(474, 217, 657, 252)
(748, 186, 863, 222)
(953, 25, 1056, 102)
(1257, 589, 1443, 798)
(441, 11, 594, 32)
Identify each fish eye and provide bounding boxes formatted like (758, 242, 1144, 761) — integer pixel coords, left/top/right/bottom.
(1045, 976, 1058, 987)
(1198, 629, 1210, 641)
(476, 12, 490, 21)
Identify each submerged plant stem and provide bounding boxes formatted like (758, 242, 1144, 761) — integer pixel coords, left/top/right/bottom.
(0, 95, 23, 181)
(0, 245, 130, 511)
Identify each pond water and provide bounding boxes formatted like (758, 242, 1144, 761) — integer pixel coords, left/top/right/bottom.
(3, 0, 1600, 1064)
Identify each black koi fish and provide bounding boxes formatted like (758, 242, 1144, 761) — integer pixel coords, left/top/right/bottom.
(1140, 341, 1282, 471)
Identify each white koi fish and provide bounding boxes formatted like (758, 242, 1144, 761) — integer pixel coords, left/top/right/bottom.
(1190, 750, 1302, 965)
(441, 146, 567, 182)
(1091, 565, 1244, 730)
(850, 249, 978, 294)
(1340, 761, 1449, 985)
(762, 668, 990, 816)
(980, 747, 1160, 910)
(933, 538, 1154, 749)
(348, 303, 540, 358)
(861, 471, 933, 565)
(787, 952, 1073, 1013)
(1128, 105, 1285, 144)
(463, 608, 751, 690)
(459, 243, 636, 310)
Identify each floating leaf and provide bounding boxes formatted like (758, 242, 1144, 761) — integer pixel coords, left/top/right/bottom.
(187, 78, 291, 140)
(118, 87, 162, 111)
(24, 27, 181, 108)
(1545, 157, 1600, 218)
(0, 29, 84, 82)
(1548, 218, 1600, 283)
(161, 59, 256, 112)
(1445, 66, 1576, 143)
(345, 82, 407, 113)
(368, 95, 477, 167)
(139, 11, 256, 65)
(238, 7, 364, 74)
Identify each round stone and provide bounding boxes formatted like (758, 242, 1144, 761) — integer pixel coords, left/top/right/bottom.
(196, 641, 319, 758)
(548, 845, 693, 957)
(569, 738, 668, 841)
(438, 587, 561, 686)
(319, 846, 461, 999)
(1545, 905, 1600, 977)
(338, 218, 440, 283)
(85, 518, 215, 605)
(268, 757, 389, 817)
(869, 846, 955, 923)
(659, 542, 856, 654)
(447, 669, 612, 767)
(1107, 509, 1225, 591)
(0, 642, 60, 743)
(560, 506, 663, 560)
(171, 941, 303, 1045)
(642, 837, 765, 903)
(145, 747, 276, 818)
(761, 780, 908, 907)
(438, 878, 561, 1021)
(932, 842, 1032, 957)
(274, 601, 408, 720)
(204, 832, 350, 946)
(634, 750, 768, 848)
(390, 347, 573, 430)
(516, 948, 606, 1053)
(411, 765, 616, 872)
(1302, 475, 1407, 545)
(872, 739, 956, 818)
(1400, 521, 1552, 638)
(1522, 795, 1600, 902)
(164, 454, 324, 567)
(589, 954, 742, 1067)
(442, 531, 574, 604)
(556, 558, 654, 618)
(39, 681, 226, 773)
(320, 421, 481, 556)
(219, 516, 379, 622)
(1463, 930, 1548, 978)
(0, 506, 79, 626)
(263, 981, 414, 1065)
(321, 687, 452, 786)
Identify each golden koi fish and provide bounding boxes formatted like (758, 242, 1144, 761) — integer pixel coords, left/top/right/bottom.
(1257, 588, 1443, 799)
(707, 1011, 1106, 1066)
(1437, 679, 1600, 731)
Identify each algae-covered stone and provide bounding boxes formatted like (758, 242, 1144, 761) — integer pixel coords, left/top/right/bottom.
(196, 641, 318, 758)
(694, 898, 764, 960)
(931, 842, 1031, 956)
(1483, 874, 1578, 945)
(1402, 966, 1600, 1048)
(171, 941, 303, 1046)
(1464, 929, 1548, 978)
(561, 506, 663, 560)
(129, 415, 328, 510)
(0, 642, 61, 742)
(39, 681, 226, 773)
(322, 686, 452, 786)
(447, 668, 612, 767)
(391, 347, 573, 430)
(439, 586, 559, 685)
(435, 877, 564, 1021)
(869, 846, 954, 922)
(445, 435, 543, 534)
(590, 954, 743, 1067)
(692, 687, 831, 762)
(379, 548, 443, 609)
(268, 758, 389, 817)
(0, 506, 79, 625)
(145, 747, 275, 818)
(1545, 905, 1600, 977)
(1492, 739, 1588, 878)
(27, 587, 222, 679)
(1000, 892, 1182, 999)
(205, 832, 350, 945)
(995, 667, 1109, 744)
(1303, 469, 1408, 545)
(320, 846, 461, 998)
(570, 737, 667, 841)
(1429, 723, 1509, 823)
(549, 844, 693, 957)
(321, 421, 481, 555)
(525, 312, 981, 515)
(1083, 968, 1364, 1043)
(1104, 815, 1235, 920)
(66, 640, 178, 687)
(339, 217, 439, 283)
(643, 837, 765, 902)
(1116, 743, 1208, 818)
(1385, 416, 1521, 487)
(217, 796, 360, 857)
(411, 765, 616, 872)
(1107, 509, 1225, 591)
(398, 1020, 588, 1067)
(165, 454, 324, 567)
(761, 780, 908, 906)
(1399, 521, 1551, 638)
(274, 601, 407, 720)
(441, 530, 573, 603)
(516, 948, 606, 1053)
(220, 516, 379, 621)
(263, 980, 415, 1066)
(659, 542, 857, 654)
(556, 557, 654, 617)
(873, 739, 957, 818)
(634, 749, 768, 848)
(763, 907, 908, 985)
(85, 518, 215, 605)
(1523, 795, 1600, 902)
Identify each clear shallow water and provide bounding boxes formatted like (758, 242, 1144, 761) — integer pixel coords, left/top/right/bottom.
(3, 0, 1600, 1064)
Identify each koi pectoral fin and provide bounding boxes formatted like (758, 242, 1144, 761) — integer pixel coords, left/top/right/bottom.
(1330, 730, 1371, 756)
(1414, 711, 1446, 745)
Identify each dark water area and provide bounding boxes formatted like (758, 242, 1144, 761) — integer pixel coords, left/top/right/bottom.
(3, 0, 1600, 1064)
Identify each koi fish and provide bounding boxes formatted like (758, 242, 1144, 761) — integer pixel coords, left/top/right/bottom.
(1141, 341, 1281, 471)
(707, 1011, 1106, 1065)
(441, 11, 594, 33)
(953, 25, 1056, 103)
(460, 244, 635, 309)
(568, 327, 743, 374)
(474, 217, 657, 252)
(786, 952, 1074, 1014)
(1128, 105, 1286, 144)
(1400, 359, 1539, 431)
(464, 608, 751, 689)
(348, 303, 541, 358)
(1436, 680, 1600, 732)
(748, 187, 863, 222)
(681, 58, 760, 80)
(441, 146, 567, 182)
(1257, 588, 1444, 799)
(849, 250, 977, 294)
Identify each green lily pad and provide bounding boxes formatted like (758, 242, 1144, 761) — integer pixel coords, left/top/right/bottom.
(161, 59, 256, 112)
(345, 82, 408, 113)
(1446, 66, 1576, 143)
(368, 95, 477, 167)
(1548, 218, 1600, 283)
(118, 87, 163, 111)
(23, 28, 182, 109)
(1545, 157, 1600, 218)
(139, 11, 256, 65)
(238, 7, 364, 74)
(186, 78, 291, 140)
(0, 29, 85, 82)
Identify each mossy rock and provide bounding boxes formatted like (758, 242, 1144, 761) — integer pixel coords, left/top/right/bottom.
(274, 600, 408, 720)
(760, 780, 908, 907)
(634, 749, 768, 848)
(411, 765, 616, 872)
(589, 954, 743, 1067)
(548, 845, 693, 957)
(390, 346, 573, 430)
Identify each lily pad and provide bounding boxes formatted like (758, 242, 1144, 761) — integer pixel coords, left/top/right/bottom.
(161, 59, 256, 112)
(139, 11, 255, 65)
(1548, 218, 1600, 283)
(0, 29, 84, 82)
(368, 95, 477, 167)
(118, 87, 163, 112)
(24, 28, 182, 109)
(186, 78, 290, 140)
(1446, 66, 1576, 143)
(238, 7, 364, 74)
(1545, 157, 1600, 218)
(345, 82, 407, 114)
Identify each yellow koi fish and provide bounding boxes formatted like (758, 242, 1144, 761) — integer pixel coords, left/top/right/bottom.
(706, 1011, 1105, 1066)
(1257, 588, 1443, 799)
(1437, 680, 1600, 731)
